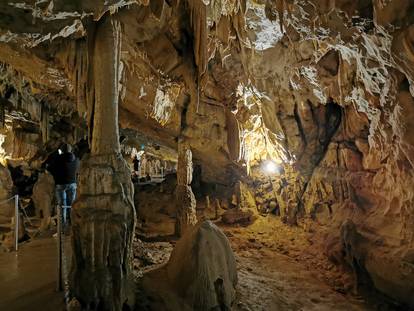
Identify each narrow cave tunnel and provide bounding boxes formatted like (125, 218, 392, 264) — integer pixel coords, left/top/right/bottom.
(1, 1, 414, 311)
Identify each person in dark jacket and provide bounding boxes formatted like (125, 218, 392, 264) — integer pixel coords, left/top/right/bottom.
(133, 155, 140, 174)
(48, 143, 80, 207)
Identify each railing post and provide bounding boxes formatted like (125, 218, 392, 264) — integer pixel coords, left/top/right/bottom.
(56, 205, 63, 291)
(14, 195, 18, 252)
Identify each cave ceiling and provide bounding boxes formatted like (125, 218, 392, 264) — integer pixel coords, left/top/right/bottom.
(0, 0, 414, 184)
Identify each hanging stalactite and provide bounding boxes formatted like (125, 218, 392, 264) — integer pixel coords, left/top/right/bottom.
(74, 39, 89, 119)
(40, 103, 49, 144)
(187, 0, 208, 78)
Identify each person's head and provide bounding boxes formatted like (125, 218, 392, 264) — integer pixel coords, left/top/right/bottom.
(60, 143, 72, 153)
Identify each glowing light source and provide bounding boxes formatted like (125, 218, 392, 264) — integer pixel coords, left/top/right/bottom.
(261, 160, 284, 175)
(262, 160, 281, 175)
(0, 134, 4, 154)
(0, 134, 5, 166)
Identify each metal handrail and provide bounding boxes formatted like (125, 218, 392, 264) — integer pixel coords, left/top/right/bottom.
(56, 204, 63, 291)
(14, 195, 18, 252)
(0, 194, 17, 205)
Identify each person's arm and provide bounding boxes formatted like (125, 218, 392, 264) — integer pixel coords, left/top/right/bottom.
(75, 158, 80, 172)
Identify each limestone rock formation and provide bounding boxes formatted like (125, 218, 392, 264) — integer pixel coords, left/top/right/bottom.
(176, 142, 197, 236)
(31, 170, 54, 231)
(222, 208, 254, 225)
(0, 163, 12, 205)
(0, 163, 17, 250)
(0, 164, 29, 251)
(134, 174, 177, 239)
(222, 181, 257, 225)
(142, 221, 238, 311)
(236, 181, 258, 212)
(253, 2, 414, 305)
(71, 153, 136, 309)
(69, 15, 136, 310)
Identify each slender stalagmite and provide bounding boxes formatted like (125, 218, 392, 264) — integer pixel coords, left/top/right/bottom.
(70, 15, 136, 310)
(176, 139, 197, 236)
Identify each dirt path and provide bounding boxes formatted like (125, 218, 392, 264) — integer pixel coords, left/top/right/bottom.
(136, 216, 386, 310)
(232, 249, 368, 310)
(0, 237, 66, 311)
(221, 217, 372, 311)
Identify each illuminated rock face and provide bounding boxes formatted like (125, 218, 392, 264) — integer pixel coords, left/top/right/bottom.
(0, 0, 414, 307)
(253, 0, 414, 306)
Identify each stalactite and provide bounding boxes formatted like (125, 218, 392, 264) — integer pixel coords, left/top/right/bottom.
(265, 0, 286, 33)
(40, 103, 49, 144)
(276, 0, 285, 33)
(74, 40, 89, 118)
(187, 0, 208, 78)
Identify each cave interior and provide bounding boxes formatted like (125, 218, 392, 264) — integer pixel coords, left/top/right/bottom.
(1, 0, 414, 310)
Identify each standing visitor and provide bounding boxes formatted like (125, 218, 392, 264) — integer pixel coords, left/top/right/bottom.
(48, 143, 80, 207)
(133, 155, 140, 176)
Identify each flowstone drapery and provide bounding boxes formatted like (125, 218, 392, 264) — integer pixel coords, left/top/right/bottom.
(70, 15, 136, 310)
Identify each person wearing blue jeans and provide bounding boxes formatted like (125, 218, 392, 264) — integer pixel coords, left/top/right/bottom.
(55, 183, 77, 224)
(55, 183, 77, 207)
(46, 143, 80, 224)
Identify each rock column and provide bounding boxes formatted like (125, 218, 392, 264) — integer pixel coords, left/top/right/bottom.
(70, 15, 136, 310)
(176, 140, 197, 236)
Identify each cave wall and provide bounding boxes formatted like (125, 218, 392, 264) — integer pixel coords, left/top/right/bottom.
(248, 0, 414, 305)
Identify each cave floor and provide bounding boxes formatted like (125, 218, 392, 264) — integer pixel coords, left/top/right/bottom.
(221, 217, 372, 311)
(0, 217, 392, 311)
(0, 235, 69, 311)
(136, 216, 386, 311)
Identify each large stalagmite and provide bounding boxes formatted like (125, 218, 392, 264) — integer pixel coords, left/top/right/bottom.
(176, 140, 197, 236)
(70, 15, 136, 310)
(142, 221, 238, 310)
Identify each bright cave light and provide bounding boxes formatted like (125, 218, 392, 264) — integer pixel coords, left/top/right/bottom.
(0, 134, 4, 154)
(262, 160, 281, 175)
(0, 134, 6, 166)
